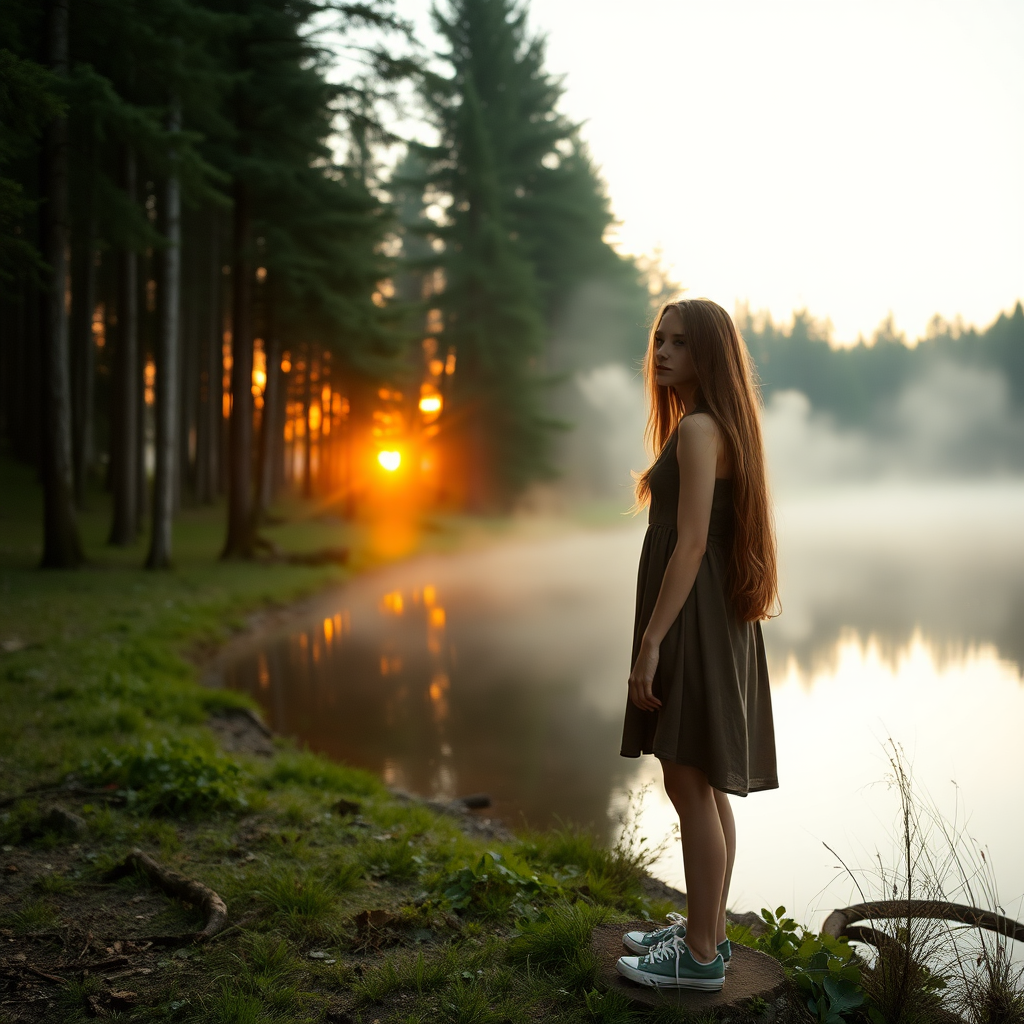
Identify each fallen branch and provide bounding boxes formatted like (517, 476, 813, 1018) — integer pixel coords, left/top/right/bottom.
(105, 848, 228, 942)
(22, 964, 69, 986)
(822, 900, 1024, 946)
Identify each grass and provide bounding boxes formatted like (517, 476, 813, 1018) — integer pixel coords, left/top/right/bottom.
(0, 454, 683, 1023)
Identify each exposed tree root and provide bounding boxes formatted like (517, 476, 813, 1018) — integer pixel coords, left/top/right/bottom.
(105, 848, 228, 943)
(823, 900, 1024, 946)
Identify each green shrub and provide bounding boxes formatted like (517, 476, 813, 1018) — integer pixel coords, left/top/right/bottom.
(78, 737, 248, 816)
(441, 851, 561, 921)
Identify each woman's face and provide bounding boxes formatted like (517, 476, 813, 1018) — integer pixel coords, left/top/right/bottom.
(653, 307, 697, 391)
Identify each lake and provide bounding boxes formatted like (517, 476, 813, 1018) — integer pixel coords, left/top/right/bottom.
(212, 481, 1024, 929)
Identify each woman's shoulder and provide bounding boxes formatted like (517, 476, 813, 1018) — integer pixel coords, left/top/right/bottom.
(676, 410, 720, 444)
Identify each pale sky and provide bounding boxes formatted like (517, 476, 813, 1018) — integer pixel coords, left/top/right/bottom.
(388, 0, 1024, 343)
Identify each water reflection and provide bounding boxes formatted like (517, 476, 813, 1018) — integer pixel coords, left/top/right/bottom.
(214, 482, 1024, 923)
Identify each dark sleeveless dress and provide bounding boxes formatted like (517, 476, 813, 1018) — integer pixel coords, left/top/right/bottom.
(620, 421, 778, 796)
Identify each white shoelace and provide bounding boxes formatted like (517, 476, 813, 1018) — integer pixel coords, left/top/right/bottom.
(645, 911, 685, 950)
(645, 933, 717, 984)
(645, 933, 688, 984)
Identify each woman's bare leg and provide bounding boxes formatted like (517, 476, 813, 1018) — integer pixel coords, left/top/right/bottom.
(660, 760, 726, 964)
(713, 789, 736, 945)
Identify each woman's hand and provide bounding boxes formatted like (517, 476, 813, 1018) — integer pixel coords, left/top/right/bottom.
(628, 639, 663, 711)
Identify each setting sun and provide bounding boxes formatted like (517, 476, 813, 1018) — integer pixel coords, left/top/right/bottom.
(377, 450, 401, 471)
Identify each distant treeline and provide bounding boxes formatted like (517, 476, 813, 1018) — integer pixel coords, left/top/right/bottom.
(741, 303, 1024, 428)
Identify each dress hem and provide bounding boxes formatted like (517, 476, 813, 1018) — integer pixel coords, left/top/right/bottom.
(618, 748, 779, 798)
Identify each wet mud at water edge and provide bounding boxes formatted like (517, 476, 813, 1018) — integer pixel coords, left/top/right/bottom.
(207, 482, 1024, 923)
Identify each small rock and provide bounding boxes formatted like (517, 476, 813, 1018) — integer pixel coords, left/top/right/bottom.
(333, 798, 361, 816)
(459, 793, 492, 810)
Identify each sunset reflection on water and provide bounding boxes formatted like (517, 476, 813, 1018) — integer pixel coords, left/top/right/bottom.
(215, 483, 1024, 926)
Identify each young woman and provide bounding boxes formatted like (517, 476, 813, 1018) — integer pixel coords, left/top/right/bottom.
(615, 298, 779, 991)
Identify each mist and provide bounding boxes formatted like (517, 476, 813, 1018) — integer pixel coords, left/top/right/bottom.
(554, 358, 1024, 498)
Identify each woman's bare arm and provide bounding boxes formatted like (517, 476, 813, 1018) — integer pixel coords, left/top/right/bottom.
(627, 413, 720, 711)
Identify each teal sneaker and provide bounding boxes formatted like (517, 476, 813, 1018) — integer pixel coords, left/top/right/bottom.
(622, 912, 686, 954)
(616, 935, 725, 991)
(623, 916, 732, 966)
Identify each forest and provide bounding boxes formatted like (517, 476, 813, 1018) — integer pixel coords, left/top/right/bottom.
(2, 0, 1023, 569)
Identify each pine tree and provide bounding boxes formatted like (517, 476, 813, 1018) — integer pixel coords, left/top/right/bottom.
(420, 0, 647, 506)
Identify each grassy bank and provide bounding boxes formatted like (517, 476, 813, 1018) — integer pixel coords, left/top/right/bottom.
(0, 458, 693, 1024)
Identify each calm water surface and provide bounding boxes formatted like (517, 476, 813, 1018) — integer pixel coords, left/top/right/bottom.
(214, 482, 1024, 926)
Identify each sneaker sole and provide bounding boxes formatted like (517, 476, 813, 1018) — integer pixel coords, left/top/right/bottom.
(621, 934, 731, 968)
(615, 957, 725, 991)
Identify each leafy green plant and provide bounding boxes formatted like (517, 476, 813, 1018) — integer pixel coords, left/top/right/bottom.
(442, 851, 561, 921)
(796, 948, 866, 1024)
(753, 907, 865, 1023)
(78, 737, 248, 816)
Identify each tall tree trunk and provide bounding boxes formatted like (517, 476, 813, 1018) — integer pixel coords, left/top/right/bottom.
(72, 213, 98, 508)
(302, 344, 313, 499)
(135, 272, 148, 522)
(147, 99, 182, 568)
(178, 212, 199, 507)
(195, 216, 220, 504)
(255, 297, 280, 522)
(109, 148, 139, 545)
(40, 0, 83, 569)
(269, 335, 287, 501)
(221, 178, 254, 557)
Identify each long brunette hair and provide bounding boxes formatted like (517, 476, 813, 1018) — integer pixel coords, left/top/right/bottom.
(634, 298, 778, 622)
